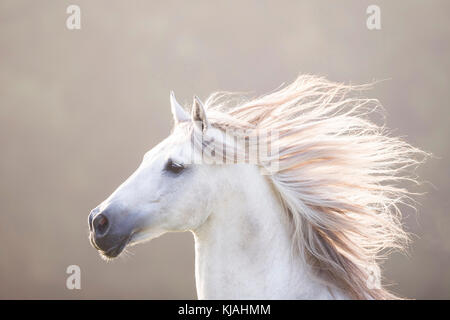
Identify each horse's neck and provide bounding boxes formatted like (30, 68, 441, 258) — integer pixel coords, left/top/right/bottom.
(192, 169, 344, 299)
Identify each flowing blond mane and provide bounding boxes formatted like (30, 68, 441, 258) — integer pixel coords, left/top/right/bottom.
(190, 75, 427, 299)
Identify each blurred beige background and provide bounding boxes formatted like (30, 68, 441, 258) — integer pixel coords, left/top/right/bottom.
(0, 0, 449, 299)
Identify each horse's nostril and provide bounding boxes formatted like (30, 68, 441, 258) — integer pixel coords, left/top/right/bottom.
(93, 214, 109, 236)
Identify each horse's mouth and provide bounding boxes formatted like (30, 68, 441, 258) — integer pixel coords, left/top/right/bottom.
(101, 237, 130, 259)
(90, 228, 157, 260)
(92, 234, 131, 260)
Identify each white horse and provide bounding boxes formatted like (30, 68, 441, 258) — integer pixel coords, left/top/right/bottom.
(88, 75, 426, 299)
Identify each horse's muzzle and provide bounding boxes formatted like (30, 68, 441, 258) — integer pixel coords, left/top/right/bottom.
(88, 206, 132, 258)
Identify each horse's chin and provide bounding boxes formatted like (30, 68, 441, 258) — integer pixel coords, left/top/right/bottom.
(98, 236, 131, 260)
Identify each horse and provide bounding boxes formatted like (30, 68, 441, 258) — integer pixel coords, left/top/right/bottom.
(88, 75, 426, 299)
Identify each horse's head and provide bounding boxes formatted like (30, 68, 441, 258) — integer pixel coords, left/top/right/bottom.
(88, 93, 230, 259)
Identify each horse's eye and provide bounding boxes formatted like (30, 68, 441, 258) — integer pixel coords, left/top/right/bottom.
(164, 158, 185, 174)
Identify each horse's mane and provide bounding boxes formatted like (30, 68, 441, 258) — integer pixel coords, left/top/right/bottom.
(192, 75, 427, 299)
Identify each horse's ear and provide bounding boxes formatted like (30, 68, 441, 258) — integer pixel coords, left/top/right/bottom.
(191, 95, 209, 132)
(170, 91, 189, 124)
